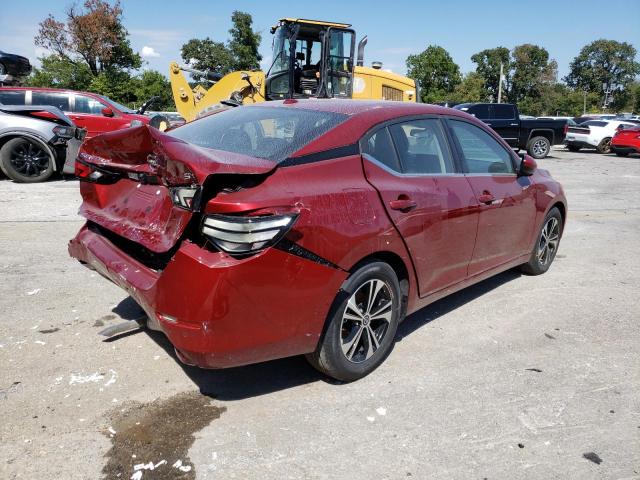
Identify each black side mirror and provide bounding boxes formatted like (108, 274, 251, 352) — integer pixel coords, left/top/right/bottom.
(518, 152, 537, 176)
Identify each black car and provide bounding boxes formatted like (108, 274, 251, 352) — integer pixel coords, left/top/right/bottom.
(453, 103, 566, 159)
(0, 50, 32, 85)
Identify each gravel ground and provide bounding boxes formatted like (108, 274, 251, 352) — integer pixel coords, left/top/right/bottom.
(0, 147, 638, 479)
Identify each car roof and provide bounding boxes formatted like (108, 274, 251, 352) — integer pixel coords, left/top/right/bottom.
(0, 86, 101, 97)
(248, 99, 456, 117)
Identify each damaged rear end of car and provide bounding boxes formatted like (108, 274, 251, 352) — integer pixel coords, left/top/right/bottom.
(69, 106, 350, 368)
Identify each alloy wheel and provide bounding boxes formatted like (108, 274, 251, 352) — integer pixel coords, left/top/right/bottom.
(537, 217, 560, 267)
(340, 279, 394, 363)
(9, 141, 50, 177)
(532, 139, 549, 157)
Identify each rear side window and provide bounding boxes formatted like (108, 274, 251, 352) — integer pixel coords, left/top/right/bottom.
(361, 127, 401, 172)
(31, 92, 70, 111)
(0, 90, 26, 105)
(169, 106, 347, 163)
(492, 104, 516, 119)
(582, 120, 607, 127)
(74, 95, 105, 114)
(388, 119, 454, 174)
(449, 120, 515, 174)
(466, 104, 490, 119)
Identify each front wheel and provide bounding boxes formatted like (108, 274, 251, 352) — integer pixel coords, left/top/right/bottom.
(520, 207, 563, 275)
(596, 137, 612, 154)
(306, 261, 403, 382)
(527, 136, 551, 159)
(0, 137, 54, 183)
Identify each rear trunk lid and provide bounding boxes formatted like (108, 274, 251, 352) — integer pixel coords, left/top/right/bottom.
(77, 125, 275, 253)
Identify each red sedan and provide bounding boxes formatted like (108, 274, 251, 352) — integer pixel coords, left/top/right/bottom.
(611, 126, 640, 156)
(69, 100, 567, 381)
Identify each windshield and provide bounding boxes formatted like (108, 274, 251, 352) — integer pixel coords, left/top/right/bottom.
(98, 95, 136, 114)
(168, 106, 347, 163)
(268, 26, 291, 75)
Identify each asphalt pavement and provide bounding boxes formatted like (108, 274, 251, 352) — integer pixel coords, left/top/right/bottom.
(0, 147, 638, 479)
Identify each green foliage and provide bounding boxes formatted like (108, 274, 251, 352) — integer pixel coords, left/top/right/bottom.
(406, 45, 461, 103)
(180, 10, 261, 80)
(470, 47, 511, 101)
(228, 10, 262, 70)
(180, 38, 234, 80)
(449, 72, 487, 103)
(131, 70, 173, 110)
(564, 39, 640, 93)
(28, 55, 93, 90)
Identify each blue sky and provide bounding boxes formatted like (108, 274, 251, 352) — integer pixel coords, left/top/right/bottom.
(1, 0, 639, 79)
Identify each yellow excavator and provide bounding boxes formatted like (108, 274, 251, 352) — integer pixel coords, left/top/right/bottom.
(170, 18, 418, 122)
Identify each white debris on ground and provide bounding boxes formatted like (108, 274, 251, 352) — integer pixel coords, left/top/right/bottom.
(69, 372, 105, 385)
(172, 459, 192, 472)
(366, 416, 375, 422)
(26, 288, 41, 296)
(376, 407, 387, 416)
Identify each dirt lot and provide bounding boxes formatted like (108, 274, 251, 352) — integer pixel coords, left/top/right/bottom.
(0, 147, 638, 479)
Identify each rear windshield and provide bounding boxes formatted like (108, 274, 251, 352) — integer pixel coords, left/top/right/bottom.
(168, 106, 348, 163)
(582, 120, 607, 127)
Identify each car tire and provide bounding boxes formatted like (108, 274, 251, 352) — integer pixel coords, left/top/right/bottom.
(596, 137, 612, 154)
(306, 261, 403, 382)
(614, 151, 628, 157)
(527, 136, 551, 159)
(567, 145, 581, 152)
(519, 207, 563, 276)
(0, 137, 55, 183)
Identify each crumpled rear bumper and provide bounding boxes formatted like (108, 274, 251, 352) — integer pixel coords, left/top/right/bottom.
(69, 224, 347, 368)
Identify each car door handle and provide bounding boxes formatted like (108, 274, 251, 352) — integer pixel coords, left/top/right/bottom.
(478, 192, 495, 204)
(389, 198, 417, 212)
(510, 123, 519, 126)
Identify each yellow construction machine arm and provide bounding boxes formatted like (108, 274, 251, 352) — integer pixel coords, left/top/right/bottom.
(169, 62, 266, 122)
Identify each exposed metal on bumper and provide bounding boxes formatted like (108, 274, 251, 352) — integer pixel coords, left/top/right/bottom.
(69, 224, 348, 368)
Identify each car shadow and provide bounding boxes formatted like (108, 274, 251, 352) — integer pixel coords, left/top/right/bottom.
(113, 269, 522, 401)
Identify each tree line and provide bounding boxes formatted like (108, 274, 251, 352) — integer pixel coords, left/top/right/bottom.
(26, 0, 639, 116)
(407, 41, 640, 115)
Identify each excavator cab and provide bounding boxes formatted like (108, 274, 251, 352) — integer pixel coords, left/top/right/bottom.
(266, 18, 356, 100)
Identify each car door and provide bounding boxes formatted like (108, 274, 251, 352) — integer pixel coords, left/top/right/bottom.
(361, 117, 479, 297)
(68, 94, 122, 138)
(446, 118, 537, 276)
(489, 104, 520, 148)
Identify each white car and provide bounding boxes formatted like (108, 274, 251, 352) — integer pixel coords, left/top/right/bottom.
(565, 119, 637, 153)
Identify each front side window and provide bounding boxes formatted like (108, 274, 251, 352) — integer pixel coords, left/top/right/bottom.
(74, 95, 106, 114)
(31, 92, 70, 111)
(449, 120, 515, 174)
(388, 119, 454, 174)
(168, 106, 347, 163)
(465, 104, 490, 119)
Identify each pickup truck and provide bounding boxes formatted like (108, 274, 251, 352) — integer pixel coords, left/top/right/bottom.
(452, 103, 566, 159)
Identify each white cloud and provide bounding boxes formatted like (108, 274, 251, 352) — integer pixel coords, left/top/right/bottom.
(140, 46, 160, 58)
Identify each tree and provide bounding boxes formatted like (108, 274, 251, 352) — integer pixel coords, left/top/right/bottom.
(564, 39, 640, 94)
(228, 10, 262, 70)
(180, 38, 234, 80)
(510, 44, 557, 103)
(29, 55, 93, 90)
(406, 45, 461, 103)
(132, 70, 173, 110)
(471, 47, 510, 102)
(34, 0, 141, 76)
(449, 72, 486, 103)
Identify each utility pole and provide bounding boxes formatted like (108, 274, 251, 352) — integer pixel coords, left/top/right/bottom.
(497, 62, 503, 104)
(583, 89, 587, 115)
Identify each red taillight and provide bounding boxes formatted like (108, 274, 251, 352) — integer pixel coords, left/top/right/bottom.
(74, 158, 93, 179)
(563, 123, 569, 134)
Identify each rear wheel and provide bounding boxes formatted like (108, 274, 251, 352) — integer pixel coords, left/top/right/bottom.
(0, 137, 54, 183)
(596, 137, 612, 154)
(520, 207, 563, 275)
(306, 261, 403, 382)
(527, 136, 551, 159)
(567, 145, 581, 152)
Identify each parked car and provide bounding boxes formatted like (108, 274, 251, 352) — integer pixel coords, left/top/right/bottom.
(69, 100, 567, 381)
(0, 87, 152, 139)
(0, 50, 32, 85)
(146, 111, 186, 128)
(611, 126, 640, 157)
(565, 119, 637, 153)
(452, 103, 566, 159)
(0, 105, 85, 182)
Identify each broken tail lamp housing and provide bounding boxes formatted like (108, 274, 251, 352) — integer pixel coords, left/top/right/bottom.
(201, 213, 298, 254)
